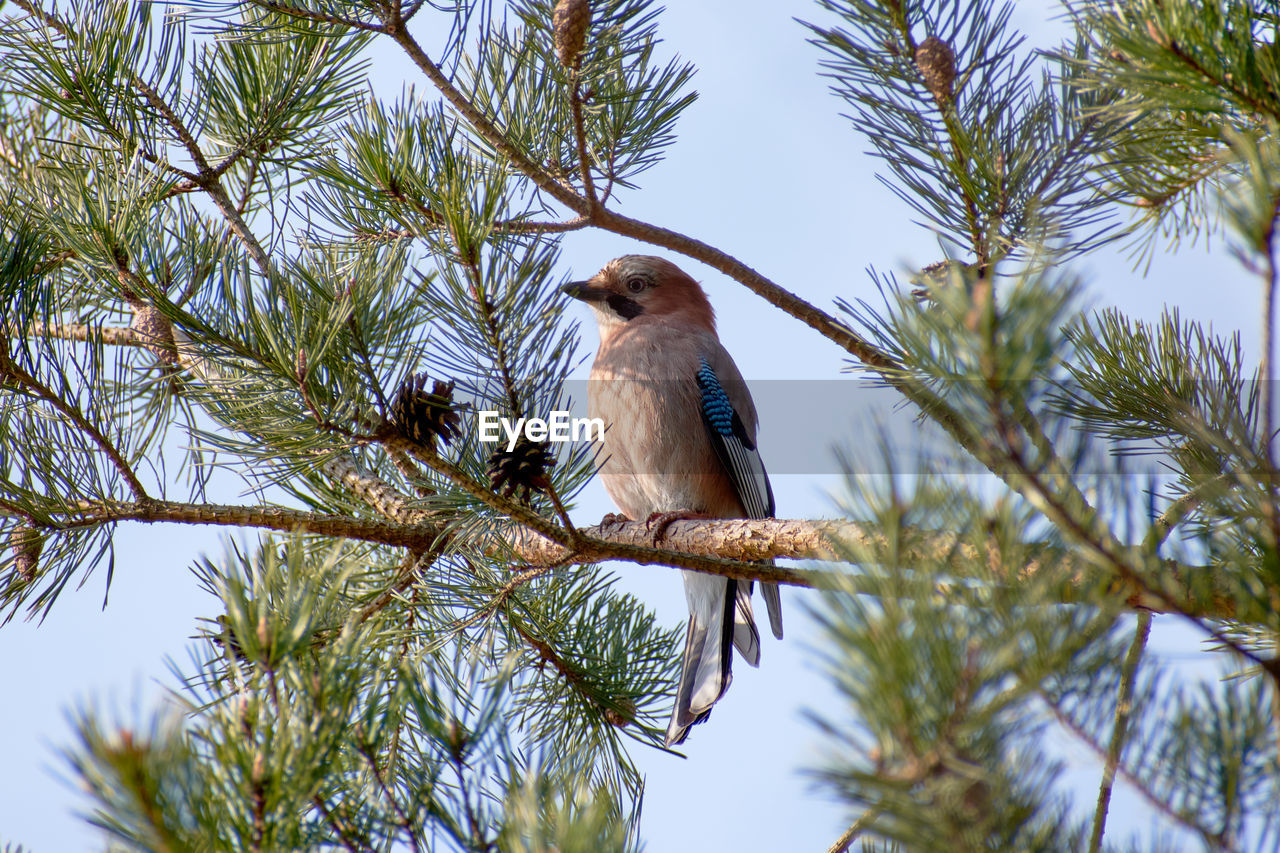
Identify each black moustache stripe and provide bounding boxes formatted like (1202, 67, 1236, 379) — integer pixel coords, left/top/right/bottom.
(606, 293, 644, 320)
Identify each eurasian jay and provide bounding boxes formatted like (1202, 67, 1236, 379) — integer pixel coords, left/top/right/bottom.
(562, 255, 783, 746)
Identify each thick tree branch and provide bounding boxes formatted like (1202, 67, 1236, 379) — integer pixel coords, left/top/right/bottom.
(494, 516, 1251, 619)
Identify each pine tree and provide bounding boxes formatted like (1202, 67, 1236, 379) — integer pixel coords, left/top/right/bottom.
(0, 0, 1277, 851)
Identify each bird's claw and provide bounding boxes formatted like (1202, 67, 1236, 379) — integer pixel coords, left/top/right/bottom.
(644, 510, 707, 546)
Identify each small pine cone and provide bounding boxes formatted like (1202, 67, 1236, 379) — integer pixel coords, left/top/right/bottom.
(486, 436, 556, 503)
(914, 36, 956, 102)
(130, 304, 178, 365)
(10, 523, 43, 580)
(910, 259, 969, 302)
(603, 698, 635, 728)
(390, 374, 463, 448)
(553, 0, 591, 70)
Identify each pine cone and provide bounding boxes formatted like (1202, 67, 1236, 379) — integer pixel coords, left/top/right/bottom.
(914, 36, 956, 102)
(486, 436, 556, 503)
(390, 374, 463, 448)
(130, 304, 178, 364)
(553, 0, 591, 70)
(10, 523, 43, 580)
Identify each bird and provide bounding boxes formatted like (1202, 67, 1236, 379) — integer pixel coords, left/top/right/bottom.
(561, 254, 783, 747)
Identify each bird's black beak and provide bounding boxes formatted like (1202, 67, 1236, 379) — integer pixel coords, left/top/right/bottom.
(561, 281, 608, 303)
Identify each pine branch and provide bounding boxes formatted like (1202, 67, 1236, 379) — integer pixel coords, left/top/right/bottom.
(996, 435, 1274, 668)
(249, 0, 384, 33)
(0, 342, 152, 502)
(8, 0, 202, 181)
(1256, 185, 1280, 561)
(6, 321, 1256, 620)
(355, 735, 424, 853)
(248, 0, 912, 374)
(354, 217, 591, 244)
(52, 497, 437, 550)
(10, 0, 282, 280)
(379, 11, 583, 210)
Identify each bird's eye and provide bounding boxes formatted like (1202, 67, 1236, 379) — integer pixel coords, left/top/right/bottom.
(625, 277, 646, 293)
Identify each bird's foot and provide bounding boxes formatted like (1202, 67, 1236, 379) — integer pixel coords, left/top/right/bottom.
(644, 510, 709, 546)
(598, 512, 632, 531)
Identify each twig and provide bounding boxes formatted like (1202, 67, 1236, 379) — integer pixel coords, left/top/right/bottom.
(357, 738, 424, 853)
(344, 300, 392, 417)
(248, 0, 386, 33)
(385, 447, 438, 499)
(445, 564, 553, 637)
(449, 749, 487, 849)
(460, 260, 521, 416)
(382, 16, 584, 211)
(1259, 193, 1279, 546)
(313, 795, 369, 853)
(1145, 473, 1232, 549)
(889, 17, 987, 270)
(541, 480, 580, 542)
(1043, 687, 1211, 841)
(1087, 611, 1152, 853)
(1257, 176, 1280, 788)
(358, 551, 435, 622)
(0, 350, 152, 502)
(496, 215, 590, 234)
(568, 78, 598, 209)
(827, 804, 883, 853)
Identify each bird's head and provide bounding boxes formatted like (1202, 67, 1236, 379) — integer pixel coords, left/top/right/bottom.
(561, 255, 716, 335)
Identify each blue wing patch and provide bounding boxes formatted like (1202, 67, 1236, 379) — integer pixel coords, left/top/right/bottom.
(695, 359, 775, 519)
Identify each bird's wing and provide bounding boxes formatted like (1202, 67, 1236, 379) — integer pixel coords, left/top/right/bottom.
(696, 354, 783, 640)
(695, 356, 774, 518)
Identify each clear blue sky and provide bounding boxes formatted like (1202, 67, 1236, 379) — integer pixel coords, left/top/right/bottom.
(0, 2, 1260, 850)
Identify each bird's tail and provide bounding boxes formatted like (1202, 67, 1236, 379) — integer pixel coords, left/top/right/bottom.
(666, 572, 736, 746)
(666, 571, 783, 746)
